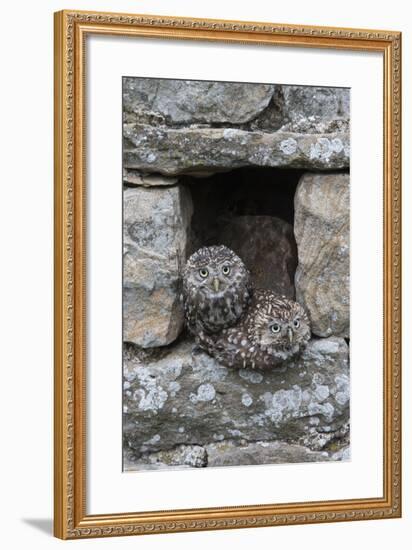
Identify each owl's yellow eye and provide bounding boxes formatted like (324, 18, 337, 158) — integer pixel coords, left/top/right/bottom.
(199, 268, 209, 278)
(293, 319, 300, 329)
(271, 323, 281, 333)
(222, 265, 231, 275)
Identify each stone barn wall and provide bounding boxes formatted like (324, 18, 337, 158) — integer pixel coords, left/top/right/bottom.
(122, 79, 350, 470)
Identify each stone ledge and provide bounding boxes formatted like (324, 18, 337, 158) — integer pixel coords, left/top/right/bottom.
(123, 336, 349, 459)
(124, 125, 350, 176)
(124, 439, 350, 471)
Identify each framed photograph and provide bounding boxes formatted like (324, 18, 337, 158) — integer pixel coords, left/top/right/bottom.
(54, 9, 402, 539)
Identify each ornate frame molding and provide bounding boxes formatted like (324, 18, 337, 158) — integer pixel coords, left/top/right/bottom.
(54, 9, 401, 539)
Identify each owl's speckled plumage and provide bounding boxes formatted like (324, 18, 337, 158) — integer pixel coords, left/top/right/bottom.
(203, 289, 311, 370)
(182, 245, 252, 339)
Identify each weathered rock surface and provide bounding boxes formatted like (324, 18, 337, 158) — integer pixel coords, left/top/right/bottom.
(124, 443, 208, 470)
(218, 215, 297, 298)
(124, 439, 349, 471)
(280, 86, 350, 134)
(123, 169, 178, 187)
(123, 80, 349, 133)
(205, 439, 347, 467)
(123, 78, 275, 125)
(294, 173, 350, 338)
(123, 336, 350, 458)
(123, 185, 193, 347)
(124, 125, 350, 176)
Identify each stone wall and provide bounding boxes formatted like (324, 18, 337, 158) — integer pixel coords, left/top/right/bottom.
(122, 78, 350, 470)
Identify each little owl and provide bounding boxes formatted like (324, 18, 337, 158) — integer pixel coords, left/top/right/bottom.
(202, 289, 311, 370)
(182, 245, 252, 343)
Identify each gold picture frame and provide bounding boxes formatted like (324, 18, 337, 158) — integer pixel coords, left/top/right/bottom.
(54, 9, 402, 539)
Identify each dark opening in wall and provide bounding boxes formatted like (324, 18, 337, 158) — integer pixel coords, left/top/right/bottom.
(182, 167, 305, 299)
(184, 167, 303, 239)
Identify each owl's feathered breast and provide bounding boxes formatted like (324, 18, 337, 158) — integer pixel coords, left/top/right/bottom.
(184, 284, 250, 334)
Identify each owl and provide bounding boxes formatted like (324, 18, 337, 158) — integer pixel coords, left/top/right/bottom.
(182, 245, 252, 343)
(203, 289, 311, 370)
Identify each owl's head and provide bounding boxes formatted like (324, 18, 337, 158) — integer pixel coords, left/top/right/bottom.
(183, 245, 251, 299)
(249, 295, 311, 355)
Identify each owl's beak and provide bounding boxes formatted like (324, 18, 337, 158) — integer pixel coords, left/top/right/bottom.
(287, 327, 293, 344)
(213, 278, 220, 292)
